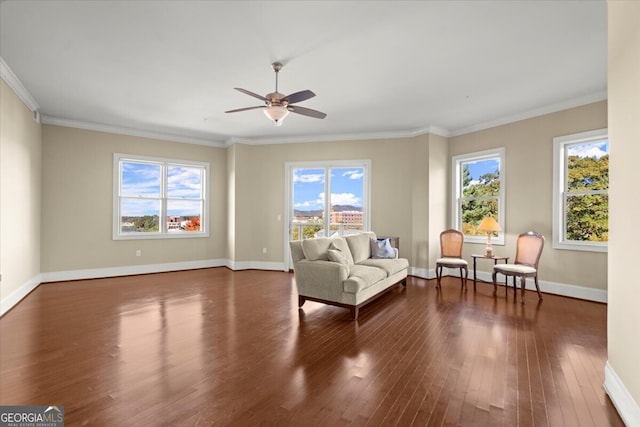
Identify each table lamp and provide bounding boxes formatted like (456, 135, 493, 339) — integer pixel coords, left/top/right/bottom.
(477, 217, 502, 257)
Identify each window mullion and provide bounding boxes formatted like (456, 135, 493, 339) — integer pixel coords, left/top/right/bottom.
(161, 163, 167, 234)
(325, 167, 331, 236)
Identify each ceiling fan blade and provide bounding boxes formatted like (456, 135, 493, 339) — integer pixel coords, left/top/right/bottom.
(288, 105, 327, 119)
(234, 88, 267, 101)
(225, 105, 265, 113)
(283, 90, 316, 104)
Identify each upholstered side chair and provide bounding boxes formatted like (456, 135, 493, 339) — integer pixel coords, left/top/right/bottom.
(436, 229, 468, 289)
(492, 231, 544, 303)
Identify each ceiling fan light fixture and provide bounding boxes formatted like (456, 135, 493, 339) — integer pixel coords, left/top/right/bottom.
(264, 106, 289, 126)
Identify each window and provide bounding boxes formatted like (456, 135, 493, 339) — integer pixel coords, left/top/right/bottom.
(286, 160, 370, 241)
(113, 153, 209, 239)
(451, 148, 505, 244)
(553, 129, 608, 252)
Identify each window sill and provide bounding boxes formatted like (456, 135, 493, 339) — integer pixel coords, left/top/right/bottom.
(113, 232, 209, 240)
(552, 241, 607, 253)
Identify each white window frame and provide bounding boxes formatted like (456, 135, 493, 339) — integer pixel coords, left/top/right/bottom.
(113, 153, 209, 240)
(552, 128, 608, 252)
(284, 160, 371, 269)
(451, 147, 505, 245)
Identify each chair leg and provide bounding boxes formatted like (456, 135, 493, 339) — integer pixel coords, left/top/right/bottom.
(464, 267, 468, 289)
(436, 265, 441, 288)
(492, 271, 498, 296)
(459, 267, 465, 289)
(534, 275, 543, 300)
(520, 276, 526, 304)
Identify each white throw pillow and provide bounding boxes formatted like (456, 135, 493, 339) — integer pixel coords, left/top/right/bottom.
(370, 238, 396, 259)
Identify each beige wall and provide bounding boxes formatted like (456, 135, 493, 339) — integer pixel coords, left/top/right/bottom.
(229, 137, 424, 265)
(427, 133, 449, 270)
(0, 79, 42, 301)
(40, 125, 227, 272)
(449, 101, 608, 290)
(608, 0, 640, 413)
(18, 101, 609, 289)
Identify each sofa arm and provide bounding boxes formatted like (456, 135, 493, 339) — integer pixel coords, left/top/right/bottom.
(292, 259, 349, 301)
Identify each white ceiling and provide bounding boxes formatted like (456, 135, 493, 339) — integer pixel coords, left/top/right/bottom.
(0, 1, 607, 146)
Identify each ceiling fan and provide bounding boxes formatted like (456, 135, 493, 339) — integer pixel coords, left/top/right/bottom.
(225, 62, 327, 126)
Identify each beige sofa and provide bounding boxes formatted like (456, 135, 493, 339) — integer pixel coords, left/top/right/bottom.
(289, 232, 409, 320)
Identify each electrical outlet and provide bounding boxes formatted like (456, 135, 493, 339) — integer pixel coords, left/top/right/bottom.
(262, 247, 267, 254)
(136, 250, 141, 257)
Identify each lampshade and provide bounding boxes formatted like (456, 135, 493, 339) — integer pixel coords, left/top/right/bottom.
(264, 106, 289, 126)
(477, 217, 502, 233)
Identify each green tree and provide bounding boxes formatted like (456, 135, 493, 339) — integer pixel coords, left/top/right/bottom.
(565, 154, 608, 242)
(461, 165, 500, 236)
(134, 215, 159, 232)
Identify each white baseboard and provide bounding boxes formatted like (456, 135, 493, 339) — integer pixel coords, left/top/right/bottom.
(409, 267, 607, 303)
(604, 361, 640, 427)
(479, 269, 607, 302)
(1, 259, 290, 316)
(408, 267, 435, 279)
(0, 274, 42, 317)
(40, 259, 227, 283)
(226, 260, 287, 271)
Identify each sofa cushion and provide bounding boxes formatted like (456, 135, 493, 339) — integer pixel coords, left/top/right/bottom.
(301, 237, 333, 261)
(329, 237, 354, 265)
(436, 257, 468, 266)
(327, 242, 349, 266)
(343, 264, 387, 293)
(346, 231, 376, 264)
(301, 236, 354, 264)
(370, 238, 397, 259)
(495, 264, 537, 274)
(358, 258, 409, 277)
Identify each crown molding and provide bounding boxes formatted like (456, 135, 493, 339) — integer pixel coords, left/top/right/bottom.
(0, 56, 40, 113)
(450, 91, 608, 137)
(40, 115, 227, 148)
(225, 124, 450, 146)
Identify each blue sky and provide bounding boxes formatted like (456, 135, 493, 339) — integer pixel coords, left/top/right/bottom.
(293, 167, 364, 211)
(121, 161, 203, 216)
(465, 158, 499, 182)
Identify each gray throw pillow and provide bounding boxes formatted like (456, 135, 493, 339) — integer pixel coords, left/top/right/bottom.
(370, 238, 396, 259)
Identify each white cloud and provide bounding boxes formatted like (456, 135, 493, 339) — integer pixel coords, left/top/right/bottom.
(294, 192, 324, 209)
(167, 199, 201, 215)
(167, 166, 202, 198)
(568, 142, 608, 158)
(121, 198, 160, 216)
(293, 172, 325, 183)
(330, 192, 361, 206)
(342, 169, 364, 180)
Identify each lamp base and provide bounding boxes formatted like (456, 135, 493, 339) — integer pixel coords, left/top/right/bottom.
(485, 234, 493, 258)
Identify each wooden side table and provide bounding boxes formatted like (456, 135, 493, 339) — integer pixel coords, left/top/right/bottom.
(471, 254, 509, 290)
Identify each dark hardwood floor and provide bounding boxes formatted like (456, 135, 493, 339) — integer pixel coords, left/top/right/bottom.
(0, 268, 623, 426)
